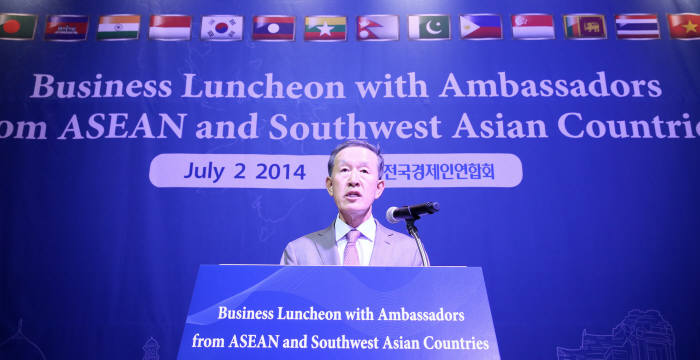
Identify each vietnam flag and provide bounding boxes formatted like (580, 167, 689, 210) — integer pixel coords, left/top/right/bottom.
(667, 13, 700, 39)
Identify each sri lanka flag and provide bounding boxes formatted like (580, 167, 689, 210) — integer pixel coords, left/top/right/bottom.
(564, 14, 606, 39)
(45, 15, 88, 41)
(460, 14, 502, 39)
(305, 16, 346, 41)
(253, 15, 295, 41)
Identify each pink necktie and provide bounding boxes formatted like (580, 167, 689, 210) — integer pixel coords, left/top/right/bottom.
(343, 229, 361, 266)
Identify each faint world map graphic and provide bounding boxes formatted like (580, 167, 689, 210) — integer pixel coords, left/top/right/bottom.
(0, 319, 47, 360)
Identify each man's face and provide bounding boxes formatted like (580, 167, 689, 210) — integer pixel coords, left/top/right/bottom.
(326, 146, 385, 223)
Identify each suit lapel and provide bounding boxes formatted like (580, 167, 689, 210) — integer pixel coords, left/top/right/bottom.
(313, 223, 340, 265)
(369, 221, 394, 266)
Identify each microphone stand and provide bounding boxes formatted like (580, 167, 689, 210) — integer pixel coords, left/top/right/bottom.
(405, 218, 430, 267)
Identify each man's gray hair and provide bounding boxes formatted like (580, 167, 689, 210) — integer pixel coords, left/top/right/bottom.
(327, 140, 384, 179)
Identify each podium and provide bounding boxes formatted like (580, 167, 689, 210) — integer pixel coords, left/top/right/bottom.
(177, 265, 500, 359)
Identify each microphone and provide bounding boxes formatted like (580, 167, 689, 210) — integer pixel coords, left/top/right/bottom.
(386, 202, 440, 223)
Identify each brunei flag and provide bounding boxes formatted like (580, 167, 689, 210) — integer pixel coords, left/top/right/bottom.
(97, 15, 140, 40)
(304, 16, 346, 41)
(0, 13, 37, 40)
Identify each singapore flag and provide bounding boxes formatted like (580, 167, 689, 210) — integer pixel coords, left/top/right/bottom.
(511, 14, 555, 39)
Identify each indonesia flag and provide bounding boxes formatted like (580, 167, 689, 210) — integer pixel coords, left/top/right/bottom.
(149, 15, 191, 41)
(511, 14, 554, 39)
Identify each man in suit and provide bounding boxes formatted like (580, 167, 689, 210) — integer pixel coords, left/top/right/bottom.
(281, 140, 426, 266)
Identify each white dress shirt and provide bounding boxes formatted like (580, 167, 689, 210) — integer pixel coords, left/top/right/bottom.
(334, 215, 376, 266)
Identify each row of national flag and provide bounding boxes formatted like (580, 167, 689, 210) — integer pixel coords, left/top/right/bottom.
(1, 13, 699, 41)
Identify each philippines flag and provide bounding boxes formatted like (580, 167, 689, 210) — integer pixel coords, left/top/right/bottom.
(149, 15, 191, 40)
(44, 15, 88, 41)
(615, 14, 660, 40)
(253, 15, 295, 41)
(460, 14, 502, 39)
(511, 14, 554, 39)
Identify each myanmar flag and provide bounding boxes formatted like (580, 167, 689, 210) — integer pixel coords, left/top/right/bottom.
(304, 16, 346, 41)
(0, 13, 37, 40)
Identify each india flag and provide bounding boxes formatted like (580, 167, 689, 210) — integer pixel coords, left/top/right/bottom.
(97, 15, 140, 40)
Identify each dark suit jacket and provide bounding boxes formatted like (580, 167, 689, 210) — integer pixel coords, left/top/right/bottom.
(280, 220, 425, 266)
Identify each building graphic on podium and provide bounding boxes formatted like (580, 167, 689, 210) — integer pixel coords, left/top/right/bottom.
(557, 310, 676, 360)
(143, 337, 160, 360)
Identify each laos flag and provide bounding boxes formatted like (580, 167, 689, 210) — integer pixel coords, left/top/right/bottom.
(252, 15, 295, 41)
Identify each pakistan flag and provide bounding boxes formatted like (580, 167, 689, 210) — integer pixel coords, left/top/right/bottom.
(409, 15, 450, 40)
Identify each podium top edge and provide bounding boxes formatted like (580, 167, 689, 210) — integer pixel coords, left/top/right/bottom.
(214, 264, 470, 268)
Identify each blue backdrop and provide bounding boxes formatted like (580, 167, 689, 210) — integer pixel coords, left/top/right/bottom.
(1, 0, 698, 359)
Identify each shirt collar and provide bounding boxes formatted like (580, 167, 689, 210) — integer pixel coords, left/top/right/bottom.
(334, 214, 377, 243)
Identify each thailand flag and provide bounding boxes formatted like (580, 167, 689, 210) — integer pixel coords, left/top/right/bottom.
(511, 14, 554, 39)
(460, 14, 502, 39)
(615, 14, 660, 39)
(253, 15, 295, 41)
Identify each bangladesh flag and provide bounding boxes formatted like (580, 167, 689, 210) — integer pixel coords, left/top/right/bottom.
(409, 15, 450, 40)
(0, 13, 37, 40)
